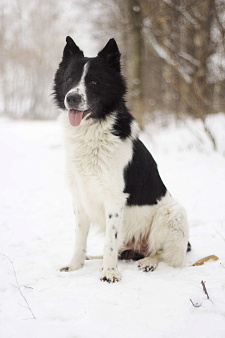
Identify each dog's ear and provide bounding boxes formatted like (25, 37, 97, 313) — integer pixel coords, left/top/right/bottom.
(63, 36, 84, 59)
(98, 39, 121, 72)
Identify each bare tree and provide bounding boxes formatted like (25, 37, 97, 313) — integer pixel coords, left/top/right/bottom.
(100, 0, 225, 130)
(141, 0, 225, 120)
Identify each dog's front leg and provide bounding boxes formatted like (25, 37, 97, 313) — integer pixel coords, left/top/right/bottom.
(101, 204, 123, 283)
(61, 203, 90, 272)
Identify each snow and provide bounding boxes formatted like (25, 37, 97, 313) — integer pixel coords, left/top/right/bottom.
(0, 115, 225, 338)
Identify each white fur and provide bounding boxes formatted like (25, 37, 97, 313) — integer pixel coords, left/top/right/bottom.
(60, 111, 189, 281)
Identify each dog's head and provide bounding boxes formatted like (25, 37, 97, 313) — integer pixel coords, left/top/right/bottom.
(53, 36, 126, 126)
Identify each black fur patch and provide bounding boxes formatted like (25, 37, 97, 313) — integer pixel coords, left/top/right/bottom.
(187, 242, 191, 252)
(118, 250, 145, 261)
(83, 58, 127, 121)
(111, 104, 134, 140)
(124, 139, 167, 206)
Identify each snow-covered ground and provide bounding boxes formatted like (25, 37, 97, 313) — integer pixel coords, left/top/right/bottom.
(0, 115, 225, 338)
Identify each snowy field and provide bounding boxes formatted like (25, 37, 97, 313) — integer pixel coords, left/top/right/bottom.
(0, 115, 225, 338)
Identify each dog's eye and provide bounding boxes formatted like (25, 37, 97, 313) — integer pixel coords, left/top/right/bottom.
(66, 77, 73, 83)
(89, 80, 97, 86)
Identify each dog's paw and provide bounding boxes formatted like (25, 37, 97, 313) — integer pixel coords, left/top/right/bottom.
(100, 268, 121, 283)
(60, 262, 83, 272)
(138, 256, 159, 272)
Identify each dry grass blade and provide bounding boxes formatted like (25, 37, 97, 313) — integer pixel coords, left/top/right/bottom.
(0, 253, 36, 320)
(193, 255, 219, 266)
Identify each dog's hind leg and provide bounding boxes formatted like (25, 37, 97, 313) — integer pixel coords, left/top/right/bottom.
(138, 253, 161, 272)
(137, 199, 189, 272)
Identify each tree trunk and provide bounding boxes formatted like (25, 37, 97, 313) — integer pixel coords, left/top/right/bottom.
(128, 0, 144, 129)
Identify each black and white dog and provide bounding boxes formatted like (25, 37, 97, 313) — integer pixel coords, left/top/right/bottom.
(53, 37, 189, 282)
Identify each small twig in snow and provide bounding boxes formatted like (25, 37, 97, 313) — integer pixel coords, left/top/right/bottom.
(0, 253, 36, 320)
(201, 280, 210, 300)
(190, 280, 212, 308)
(23, 285, 34, 290)
(190, 299, 202, 308)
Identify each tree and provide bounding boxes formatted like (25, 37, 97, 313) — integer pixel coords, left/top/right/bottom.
(0, 0, 84, 119)
(104, 0, 225, 129)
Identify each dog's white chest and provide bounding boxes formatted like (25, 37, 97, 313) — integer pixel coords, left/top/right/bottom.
(62, 114, 134, 226)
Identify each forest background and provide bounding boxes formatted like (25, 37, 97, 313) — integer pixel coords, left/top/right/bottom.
(1, 0, 224, 143)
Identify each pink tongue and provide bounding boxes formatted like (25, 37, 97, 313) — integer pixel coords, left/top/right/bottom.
(68, 109, 83, 127)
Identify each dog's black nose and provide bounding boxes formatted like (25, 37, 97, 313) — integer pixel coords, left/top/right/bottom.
(66, 93, 81, 106)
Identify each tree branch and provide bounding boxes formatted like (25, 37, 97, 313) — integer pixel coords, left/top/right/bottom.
(190, 280, 212, 308)
(190, 298, 202, 308)
(162, 0, 198, 25)
(143, 25, 192, 84)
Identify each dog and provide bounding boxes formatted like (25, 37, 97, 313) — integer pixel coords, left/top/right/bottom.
(53, 36, 189, 282)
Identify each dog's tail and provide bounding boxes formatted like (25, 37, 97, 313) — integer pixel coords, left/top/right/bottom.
(85, 255, 103, 260)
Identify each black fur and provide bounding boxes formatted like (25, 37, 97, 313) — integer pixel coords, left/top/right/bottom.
(84, 57, 126, 121)
(187, 241, 191, 252)
(124, 139, 167, 206)
(97, 38, 121, 73)
(118, 250, 145, 261)
(53, 37, 126, 123)
(64, 36, 84, 59)
(111, 104, 134, 140)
